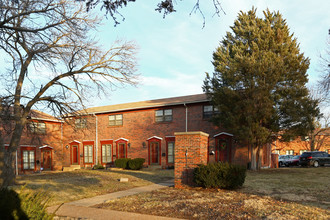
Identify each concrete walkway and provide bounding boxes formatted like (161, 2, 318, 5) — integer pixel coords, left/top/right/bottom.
(48, 179, 180, 220)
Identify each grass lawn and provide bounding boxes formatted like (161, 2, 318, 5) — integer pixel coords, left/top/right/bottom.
(12, 168, 173, 206)
(95, 167, 330, 219)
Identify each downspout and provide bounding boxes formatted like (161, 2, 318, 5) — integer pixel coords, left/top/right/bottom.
(184, 103, 188, 132)
(93, 113, 98, 164)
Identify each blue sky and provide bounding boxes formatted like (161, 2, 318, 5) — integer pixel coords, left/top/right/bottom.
(92, 0, 330, 107)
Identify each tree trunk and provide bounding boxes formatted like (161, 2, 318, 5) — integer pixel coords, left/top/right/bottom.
(250, 145, 258, 170)
(0, 117, 26, 189)
(250, 144, 262, 171)
(0, 148, 16, 189)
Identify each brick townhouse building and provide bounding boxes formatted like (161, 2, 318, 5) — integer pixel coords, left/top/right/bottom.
(272, 130, 330, 156)
(4, 94, 272, 174)
(2, 110, 64, 174)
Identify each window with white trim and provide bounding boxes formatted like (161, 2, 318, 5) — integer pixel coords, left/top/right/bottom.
(286, 150, 294, 155)
(109, 114, 123, 126)
(167, 142, 175, 163)
(155, 109, 172, 122)
(23, 150, 35, 170)
(274, 150, 280, 154)
(102, 144, 112, 163)
(84, 145, 93, 163)
(299, 150, 307, 155)
(28, 122, 46, 134)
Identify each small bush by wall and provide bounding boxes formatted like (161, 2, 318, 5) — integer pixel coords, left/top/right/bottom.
(193, 162, 246, 189)
(115, 158, 131, 169)
(0, 187, 53, 220)
(93, 163, 105, 169)
(128, 158, 145, 170)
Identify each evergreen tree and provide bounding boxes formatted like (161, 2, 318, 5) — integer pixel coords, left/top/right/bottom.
(203, 8, 320, 170)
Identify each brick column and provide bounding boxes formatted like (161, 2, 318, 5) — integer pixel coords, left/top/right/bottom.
(174, 131, 209, 188)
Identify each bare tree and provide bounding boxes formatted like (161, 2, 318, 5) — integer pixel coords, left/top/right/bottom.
(319, 29, 330, 103)
(0, 0, 137, 189)
(82, 0, 225, 27)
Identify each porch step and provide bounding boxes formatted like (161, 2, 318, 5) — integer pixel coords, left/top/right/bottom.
(62, 165, 81, 172)
(143, 165, 162, 171)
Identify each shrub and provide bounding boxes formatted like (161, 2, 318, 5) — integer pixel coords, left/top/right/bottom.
(93, 163, 105, 169)
(0, 187, 53, 220)
(115, 158, 131, 169)
(128, 158, 145, 170)
(193, 162, 246, 189)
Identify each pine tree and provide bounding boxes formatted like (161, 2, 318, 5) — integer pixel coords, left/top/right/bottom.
(203, 8, 320, 170)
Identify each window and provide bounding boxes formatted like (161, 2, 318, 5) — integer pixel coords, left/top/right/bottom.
(75, 118, 87, 129)
(325, 149, 329, 153)
(102, 144, 112, 163)
(28, 122, 46, 134)
(203, 105, 219, 119)
(84, 145, 93, 163)
(299, 150, 307, 155)
(109, 114, 123, 126)
(167, 142, 175, 163)
(274, 150, 280, 154)
(155, 109, 172, 122)
(286, 150, 294, 155)
(23, 150, 35, 170)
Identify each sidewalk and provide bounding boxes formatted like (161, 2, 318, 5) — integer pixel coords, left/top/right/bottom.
(48, 179, 180, 220)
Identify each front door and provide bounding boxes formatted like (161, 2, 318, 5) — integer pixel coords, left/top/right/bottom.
(42, 150, 52, 170)
(217, 139, 228, 162)
(118, 143, 126, 158)
(72, 145, 78, 164)
(151, 142, 159, 164)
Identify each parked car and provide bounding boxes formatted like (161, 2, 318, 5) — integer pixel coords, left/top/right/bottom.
(286, 155, 300, 166)
(278, 155, 294, 167)
(299, 151, 330, 167)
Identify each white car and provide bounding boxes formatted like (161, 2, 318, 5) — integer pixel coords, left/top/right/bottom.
(278, 155, 294, 167)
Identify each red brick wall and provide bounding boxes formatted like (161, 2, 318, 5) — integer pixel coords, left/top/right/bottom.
(4, 120, 63, 174)
(62, 102, 222, 168)
(174, 131, 209, 188)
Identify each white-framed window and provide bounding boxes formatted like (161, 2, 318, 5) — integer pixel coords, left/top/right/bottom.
(75, 118, 87, 129)
(203, 105, 219, 119)
(274, 150, 280, 154)
(167, 142, 175, 163)
(286, 150, 294, 155)
(28, 122, 46, 134)
(102, 144, 112, 163)
(299, 150, 307, 155)
(23, 150, 35, 170)
(84, 145, 93, 163)
(109, 114, 123, 126)
(325, 149, 329, 153)
(155, 109, 172, 122)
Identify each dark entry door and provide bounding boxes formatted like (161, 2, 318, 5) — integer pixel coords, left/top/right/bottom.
(72, 145, 78, 164)
(42, 150, 52, 170)
(118, 143, 126, 158)
(217, 139, 228, 162)
(151, 142, 159, 164)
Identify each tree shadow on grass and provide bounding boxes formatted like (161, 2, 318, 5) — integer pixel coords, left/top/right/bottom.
(104, 169, 174, 184)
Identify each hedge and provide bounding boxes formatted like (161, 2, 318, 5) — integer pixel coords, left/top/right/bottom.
(115, 158, 131, 169)
(128, 158, 145, 170)
(193, 162, 246, 189)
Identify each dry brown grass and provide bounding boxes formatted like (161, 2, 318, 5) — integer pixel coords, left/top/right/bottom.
(12, 168, 173, 206)
(96, 167, 330, 219)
